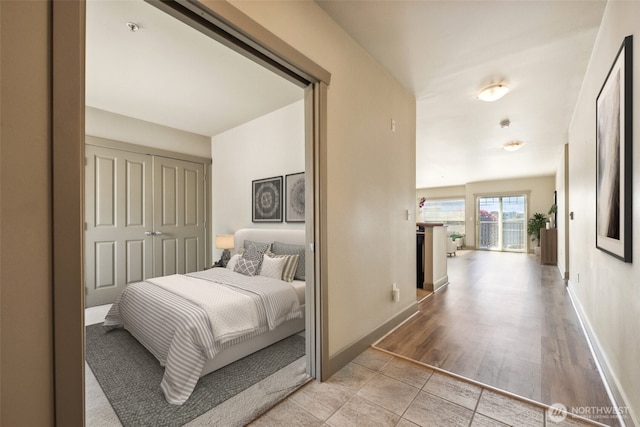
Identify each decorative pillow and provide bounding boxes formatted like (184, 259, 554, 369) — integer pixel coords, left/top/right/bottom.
(233, 257, 260, 276)
(242, 240, 271, 273)
(259, 255, 287, 280)
(226, 253, 241, 271)
(265, 251, 299, 282)
(271, 242, 305, 280)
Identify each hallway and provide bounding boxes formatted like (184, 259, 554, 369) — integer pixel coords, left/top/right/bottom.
(375, 250, 619, 426)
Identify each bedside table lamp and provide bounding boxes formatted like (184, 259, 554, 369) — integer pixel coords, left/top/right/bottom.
(215, 234, 235, 267)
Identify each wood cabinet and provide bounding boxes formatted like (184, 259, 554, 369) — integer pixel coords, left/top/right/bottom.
(540, 228, 557, 265)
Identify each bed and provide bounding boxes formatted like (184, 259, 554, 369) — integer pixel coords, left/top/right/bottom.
(103, 228, 306, 405)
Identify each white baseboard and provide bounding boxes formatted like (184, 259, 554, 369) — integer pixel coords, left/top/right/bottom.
(566, 281, 637, 427)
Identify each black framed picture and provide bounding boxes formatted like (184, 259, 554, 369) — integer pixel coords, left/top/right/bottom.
(285, 172, 305, 222)
(596, 35, 632, 262)
(252, 176, 283, 222)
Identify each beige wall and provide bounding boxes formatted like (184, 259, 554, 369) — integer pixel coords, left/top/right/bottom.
(417, 176, 556, 251)
(86, 106, 212, 158)
(229, 1, 417, 356)
(0, 1, 55, 425)
(567, 2, 640, 423)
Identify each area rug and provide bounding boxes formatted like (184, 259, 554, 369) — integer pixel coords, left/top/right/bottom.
(85, 324, 306, 427)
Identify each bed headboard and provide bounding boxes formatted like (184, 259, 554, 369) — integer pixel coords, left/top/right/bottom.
(233, 228, 305, 252)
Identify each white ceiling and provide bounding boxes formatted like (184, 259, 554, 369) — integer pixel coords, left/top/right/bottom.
(87, 0, 607, 189)
(317, 0, 606, 188)
(85, 0, 303, 138)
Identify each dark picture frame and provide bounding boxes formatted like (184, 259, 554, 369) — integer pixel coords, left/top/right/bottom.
(285, 172, 305, 222)
(596, 35, 632, 262)
(252, 176, 283, 223)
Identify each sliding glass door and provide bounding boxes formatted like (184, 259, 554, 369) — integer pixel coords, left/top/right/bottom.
(477, 195, 527, 252)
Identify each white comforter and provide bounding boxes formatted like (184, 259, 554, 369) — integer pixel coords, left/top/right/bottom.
(148, 274, 261, 344)
(103, 268, 303, 405)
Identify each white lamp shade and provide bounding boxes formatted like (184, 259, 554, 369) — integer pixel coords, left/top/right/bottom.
(215, 234, 235, 249)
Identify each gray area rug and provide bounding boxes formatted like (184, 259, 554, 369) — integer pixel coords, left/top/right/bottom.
(85, 324, 305, 427)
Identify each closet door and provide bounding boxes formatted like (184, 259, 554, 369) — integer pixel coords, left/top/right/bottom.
(153, 157, 205, 277)
(85, 145, 153, 307)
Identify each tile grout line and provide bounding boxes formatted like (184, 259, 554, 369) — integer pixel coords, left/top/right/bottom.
(467, 388, 485, 427)
(394, 355, 433, 426)
(284, 395, 325, 425)
(349, 354, 428, 426)
(374, 347, 552, 410)
(370, 346, 606, 427)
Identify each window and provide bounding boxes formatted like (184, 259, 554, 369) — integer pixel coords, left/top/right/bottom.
(421, 198, 465, 236)
(477, 195, 527, 252)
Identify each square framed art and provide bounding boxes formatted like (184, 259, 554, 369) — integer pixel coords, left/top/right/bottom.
(285, 172, 305, 222)
(252, 176, 283, 222)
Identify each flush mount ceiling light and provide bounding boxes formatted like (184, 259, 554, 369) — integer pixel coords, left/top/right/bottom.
(477, 83, 509, 102)
(503, 140, 524, 152)
(126, 22, 140, 32)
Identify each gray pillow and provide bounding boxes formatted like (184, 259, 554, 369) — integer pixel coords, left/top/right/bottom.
(242, 240, 270, 259)
(271, 241, 305, 280)
(242, 240, 271, 272)
(234, 257, 260, 276)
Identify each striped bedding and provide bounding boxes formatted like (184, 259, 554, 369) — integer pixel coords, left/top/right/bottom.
(103, 267, 303, 405)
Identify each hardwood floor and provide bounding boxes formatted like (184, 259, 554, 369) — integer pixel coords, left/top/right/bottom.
(376, 250, 619, 426)
(416, 288, 432, 302)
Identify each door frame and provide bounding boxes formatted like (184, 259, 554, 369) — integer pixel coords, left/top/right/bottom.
(52, 1, 331, 424)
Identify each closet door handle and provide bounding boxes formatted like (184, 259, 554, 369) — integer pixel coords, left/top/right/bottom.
(153, 231, 163, 236)
(145, 231, 153, 236)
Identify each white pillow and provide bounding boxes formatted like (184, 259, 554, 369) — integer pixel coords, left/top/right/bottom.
(226, 253, 241, 271)
(259, 255, 286, 280)
(265, 251, 299, 282)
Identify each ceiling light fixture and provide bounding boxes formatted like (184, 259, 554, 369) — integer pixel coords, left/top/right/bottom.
(126, 22, 140, 32)
(477, 83, 509, 102)
(503, 140, 524, 152)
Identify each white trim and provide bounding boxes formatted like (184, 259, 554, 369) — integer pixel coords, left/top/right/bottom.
(566, 281, 636, 427)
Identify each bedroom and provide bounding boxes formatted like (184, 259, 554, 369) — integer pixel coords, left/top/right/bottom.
(2, 0, 419, 424)
(84, 0, 311, 421)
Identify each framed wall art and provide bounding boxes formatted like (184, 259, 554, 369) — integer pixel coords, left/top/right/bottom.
(285, 172, 305, 222)
(596, 35, 632, 262)
(252, 176, 283, 223)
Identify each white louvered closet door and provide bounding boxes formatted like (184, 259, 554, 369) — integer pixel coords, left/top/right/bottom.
(85, 145, 154, 307)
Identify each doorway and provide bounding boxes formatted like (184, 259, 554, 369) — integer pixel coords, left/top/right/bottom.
(477, 195, 527, 252)
(52, 0, 331, 424)
(85, 0, 308, 401)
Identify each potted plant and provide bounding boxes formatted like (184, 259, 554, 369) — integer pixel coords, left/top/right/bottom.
(527, 212, 547, 253)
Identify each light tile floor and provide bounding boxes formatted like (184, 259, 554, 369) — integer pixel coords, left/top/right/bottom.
(250, 348, 602, 427)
